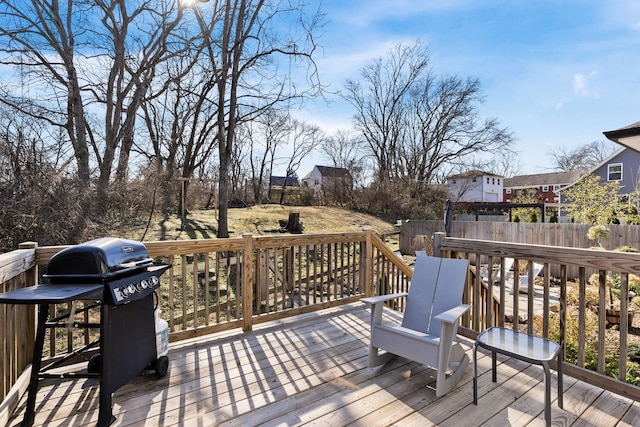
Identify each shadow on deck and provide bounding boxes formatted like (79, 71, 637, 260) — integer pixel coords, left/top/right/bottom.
(7, 303, 640, 426)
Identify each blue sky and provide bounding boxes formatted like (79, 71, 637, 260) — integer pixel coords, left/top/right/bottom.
(292, 0, 640, 176)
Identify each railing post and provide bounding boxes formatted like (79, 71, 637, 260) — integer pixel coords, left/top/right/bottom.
(17, 241, 37, 364)
(363, 229, 373, 297)
(18, 242, 38, 287)
(242, 234, 254, 332)
(433, 232, 445, 257)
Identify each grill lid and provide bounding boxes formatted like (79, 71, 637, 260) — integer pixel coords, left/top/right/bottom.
(44, 237, 153, 283)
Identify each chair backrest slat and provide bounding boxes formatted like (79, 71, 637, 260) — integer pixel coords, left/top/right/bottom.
(401, 255, 440, 333)
(428, 257, 468, 335)
(401, 255, 468, 336)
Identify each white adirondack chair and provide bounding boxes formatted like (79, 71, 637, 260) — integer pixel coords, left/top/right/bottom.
(512, 262, 544, 294)
(361, 255, 470, 397)
(481, 257, 515, 284)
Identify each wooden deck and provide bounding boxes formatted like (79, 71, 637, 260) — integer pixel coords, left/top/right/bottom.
(7, 303, 640, 426)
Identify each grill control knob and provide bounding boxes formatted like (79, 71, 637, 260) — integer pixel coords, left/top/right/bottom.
(127, 284, 136, 295)
(140, 279, 149, 289)
(120, 286, 130, 297)
(149, 276, 159, 287)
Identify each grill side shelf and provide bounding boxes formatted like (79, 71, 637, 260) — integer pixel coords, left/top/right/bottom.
(0, 284, 104, 304)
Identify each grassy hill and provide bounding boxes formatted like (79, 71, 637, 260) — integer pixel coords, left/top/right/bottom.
(128, 205, 398, 245)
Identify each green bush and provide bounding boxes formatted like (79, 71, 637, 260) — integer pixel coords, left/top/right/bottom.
(535, 311, 640, 386)
(614, 246, 639, 253)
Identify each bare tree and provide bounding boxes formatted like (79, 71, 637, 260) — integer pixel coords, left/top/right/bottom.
(320, 129, 368, 201)
(549, 140, 618, 172)
(464, 149, 522, 179)
(0, 0, 191, 235)
(192, 0, 324, 237)
(138, 41, 221, 216)
(343, 41, 514, 187)
(0, 106, 83, 248)
(276, 118, 321, 204)
(240, 108, 290, 203)
(321, 129, 366, 170)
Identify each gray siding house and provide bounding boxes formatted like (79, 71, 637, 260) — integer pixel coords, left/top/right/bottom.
(591, 147, 640, 195)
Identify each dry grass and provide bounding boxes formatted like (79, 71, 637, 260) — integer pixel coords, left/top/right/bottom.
(125, 205, 398, 244)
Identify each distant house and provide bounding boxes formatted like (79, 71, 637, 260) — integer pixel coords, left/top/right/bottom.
(503, 170, 583, 203)
(269, 175, 299, 191)
(446, 170, 503, 203)
(590, 148, 640, 196)
(302, 165, 353, 205)
(302, 166, 352, 191)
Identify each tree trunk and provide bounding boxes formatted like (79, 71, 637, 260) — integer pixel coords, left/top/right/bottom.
(217, 155, 231, 238)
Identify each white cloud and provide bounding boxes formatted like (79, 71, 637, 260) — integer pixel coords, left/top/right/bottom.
(573, 71, 599, 98)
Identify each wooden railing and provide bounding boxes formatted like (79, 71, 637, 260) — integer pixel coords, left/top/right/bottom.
(2, 230, 640, 414)
(0, 242, 37, 418)
(0, 231, 413, 406)
(434, 233, 640, 402)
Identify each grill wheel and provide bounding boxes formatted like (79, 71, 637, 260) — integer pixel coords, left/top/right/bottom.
(154, 356, 169, 377)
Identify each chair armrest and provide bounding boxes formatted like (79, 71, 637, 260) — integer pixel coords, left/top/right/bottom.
(361, 293, 408, 306)
(361, 293, 409, 326)
(434, 304, 470, 324)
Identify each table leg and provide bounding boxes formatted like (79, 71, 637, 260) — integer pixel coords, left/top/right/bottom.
(22, 303, 49, 427)
(473, 342, 478, 404)
(543, 362, 551, 427)
(491, 350, 497, 382)
(557, 353, 563, 409)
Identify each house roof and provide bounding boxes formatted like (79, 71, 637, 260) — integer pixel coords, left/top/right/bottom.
(447, 169, 503, 179)
(303, 165, 351, 180)
(316, 165, 351, 177)
(270, 176, 299, 187)
(604, 121, 640, 154)
(589, 147, 626, 173)
(503, 170, 584, 188)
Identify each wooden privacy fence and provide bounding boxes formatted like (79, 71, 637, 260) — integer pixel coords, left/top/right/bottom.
(402, 220, 640, 275)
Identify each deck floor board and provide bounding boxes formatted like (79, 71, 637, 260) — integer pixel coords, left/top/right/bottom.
(7, 303, 638, 426)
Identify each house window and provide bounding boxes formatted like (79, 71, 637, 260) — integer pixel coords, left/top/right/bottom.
(542, 185, 549, 192)
(498, 179, 501, 184)
(486, 177, 490, 184)
(553, 185, 560, 191)
(471, 177, 476, 183)
(452, 179, 456, 184)
(608, 163, 623, 181)
(492, 178, 495, 185)
(505, 188, 511, 194)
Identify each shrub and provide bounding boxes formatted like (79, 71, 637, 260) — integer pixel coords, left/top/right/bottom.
(614, 246, 639, 253)
(535, 311, 640, 385)
(587, 225, 609, 241)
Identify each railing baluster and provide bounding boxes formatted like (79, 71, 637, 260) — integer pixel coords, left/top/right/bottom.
(577, 266, 586, 367)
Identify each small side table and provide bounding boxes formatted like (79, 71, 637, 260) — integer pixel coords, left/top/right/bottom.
(473, 327, 563, 426)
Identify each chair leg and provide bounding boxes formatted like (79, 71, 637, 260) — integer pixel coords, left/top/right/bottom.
(368, 344, 393, 367)
(435, 343, 469, 397)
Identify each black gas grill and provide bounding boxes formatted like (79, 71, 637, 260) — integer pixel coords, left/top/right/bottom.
(0, 238, 171, 427)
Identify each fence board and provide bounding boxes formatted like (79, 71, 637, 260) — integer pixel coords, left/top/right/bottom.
(401, 221, 640, 255)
